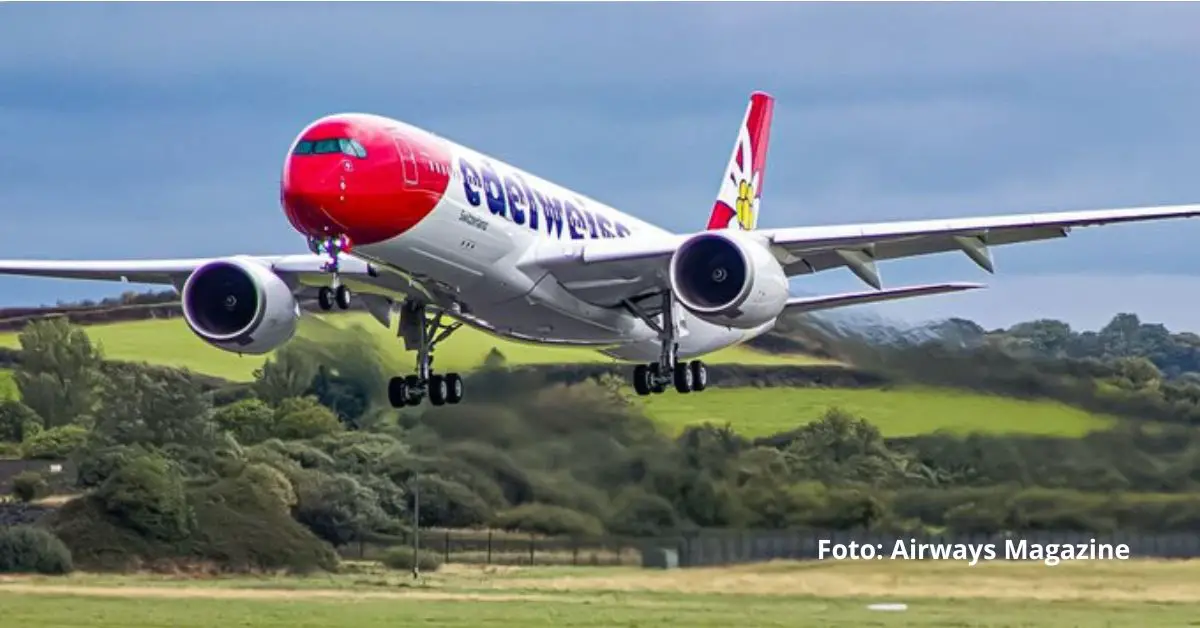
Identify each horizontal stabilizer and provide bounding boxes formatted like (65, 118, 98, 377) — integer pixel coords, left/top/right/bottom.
(783, 282, 984, 314)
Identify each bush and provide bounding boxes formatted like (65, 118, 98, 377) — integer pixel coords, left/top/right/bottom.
(0, 525, 73, 574)
(22, 425, 88, 459)
(213, 398, 276, 446)
(13, 471, 48, 502)
(0, 400, 41, 443)
(292, 471, 388, 546)
(379, 546, 442, 572)
(95, 453, 192, 541)
(273, 396, 342, 440)
(605, 488, 680, 537)
(0, 441, 21, 459)
(492, 503, 605, 537)
(411, 475, 493, 528)
(49, 473, 339, 574)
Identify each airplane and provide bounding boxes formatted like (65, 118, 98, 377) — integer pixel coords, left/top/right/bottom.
(2, 91, 1199, 408)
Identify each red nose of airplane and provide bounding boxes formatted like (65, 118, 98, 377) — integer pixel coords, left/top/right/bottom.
(280, 126, 374, 240)
(281, 153, 347, 236)
(280, 115, 450, 247)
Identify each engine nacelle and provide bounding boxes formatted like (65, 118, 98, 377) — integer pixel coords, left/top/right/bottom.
(180, 256, 301, 355)
(668, 230, 789, 329)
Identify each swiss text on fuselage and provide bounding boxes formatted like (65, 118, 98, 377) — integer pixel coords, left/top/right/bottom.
(458, 156, 632, 240)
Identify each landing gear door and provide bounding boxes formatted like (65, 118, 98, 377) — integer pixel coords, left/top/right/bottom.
(394, 137, 419, 187)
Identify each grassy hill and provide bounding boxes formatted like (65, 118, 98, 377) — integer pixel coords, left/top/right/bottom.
(0, 313, 834, 382)
(639, 386, 1117, 438)
(0, 313, 1121, 438)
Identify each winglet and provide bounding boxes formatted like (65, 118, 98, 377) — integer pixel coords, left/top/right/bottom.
(706, 91, 775, 231)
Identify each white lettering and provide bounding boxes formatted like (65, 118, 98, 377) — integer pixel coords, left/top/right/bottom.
(1005, 539, 1131, 566)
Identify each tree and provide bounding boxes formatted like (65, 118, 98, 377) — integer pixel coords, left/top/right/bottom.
(92, 366, 217, 451)
(253, 345, 318, 406)
(0, 400, 41, 443)
(307, 365, 370, 429)
(13, 318, 106, 428)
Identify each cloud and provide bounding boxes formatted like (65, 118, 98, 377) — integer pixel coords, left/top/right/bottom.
(3, 3, 1200, 331)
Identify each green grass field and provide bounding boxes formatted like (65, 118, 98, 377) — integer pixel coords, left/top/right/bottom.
(2, 560, 1197, 627)
(0, 313, 833, 383)
(0, 368, 15, 400)
(639, 386, 1118, 438)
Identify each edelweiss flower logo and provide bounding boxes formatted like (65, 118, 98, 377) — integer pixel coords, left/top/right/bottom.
(735, 178, 754, 230)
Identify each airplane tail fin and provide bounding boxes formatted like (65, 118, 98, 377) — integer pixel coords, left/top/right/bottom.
(706, 91, 775, 231)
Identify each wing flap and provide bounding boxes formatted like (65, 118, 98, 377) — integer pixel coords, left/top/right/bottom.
(784, 282, 984, 314)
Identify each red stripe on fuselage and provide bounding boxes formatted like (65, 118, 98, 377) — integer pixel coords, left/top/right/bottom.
(280, 114, 452, 246)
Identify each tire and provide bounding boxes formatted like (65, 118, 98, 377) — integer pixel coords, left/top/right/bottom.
(318, 287, 334, 311)
(334, 285, 352, 310)
(690, 361, 708, 392)
(673, 362, 693, 393)
(648, 363, 666, 394)
(429, 374, 447, 406)
(633, 364, 651, 396)
(445, 373, 465, 404)
(387, 377, 408, 408)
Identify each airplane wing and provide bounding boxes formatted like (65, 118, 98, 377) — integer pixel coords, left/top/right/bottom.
(534, 203, 1200, 305)
(0, 254, 370, 287)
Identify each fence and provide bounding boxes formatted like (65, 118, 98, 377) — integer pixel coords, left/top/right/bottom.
(341, 528, 645, 567)
(340, 528, 1200, 568)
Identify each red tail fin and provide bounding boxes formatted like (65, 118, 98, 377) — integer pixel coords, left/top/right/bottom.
(706, 91, 775, 231)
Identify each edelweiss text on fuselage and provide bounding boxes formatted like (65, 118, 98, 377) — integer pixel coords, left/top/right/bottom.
(458, 156, 633, 241)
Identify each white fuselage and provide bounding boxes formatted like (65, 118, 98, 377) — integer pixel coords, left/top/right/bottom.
(351, 118, 774, 362)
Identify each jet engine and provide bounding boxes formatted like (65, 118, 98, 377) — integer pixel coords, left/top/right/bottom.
(180, 257, 301, 355)
(668, 230, 789, 329)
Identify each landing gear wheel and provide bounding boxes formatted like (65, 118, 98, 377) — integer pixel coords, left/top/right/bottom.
(387, 376, 409, 409)
(649, 363, 667, 394)
(334, 285, 352, 310)
(690, 360, 708, 392)
(445, 373, 465, 404)
(633, 364, 652, 396)
(622, 293, 716, 396)
(673, 362, 693, 393)
(429, 374, 448, 406)
(388, 300, 466, 408)
(318, 287, 334, 311)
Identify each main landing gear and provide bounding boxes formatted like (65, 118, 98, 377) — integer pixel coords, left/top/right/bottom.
(311, 235, 353, 311)
(627, 291, 709, 397)
(387, 300, 466, 408)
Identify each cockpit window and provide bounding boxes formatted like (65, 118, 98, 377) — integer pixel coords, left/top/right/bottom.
(292, 137, 367, 158)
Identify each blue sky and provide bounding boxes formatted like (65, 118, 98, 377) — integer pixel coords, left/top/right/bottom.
(3, 3, 1200, 332)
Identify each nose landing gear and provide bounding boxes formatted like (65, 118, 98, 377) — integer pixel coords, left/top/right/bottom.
(317, 284, 352, 311)
(310, 234, 354, 311)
